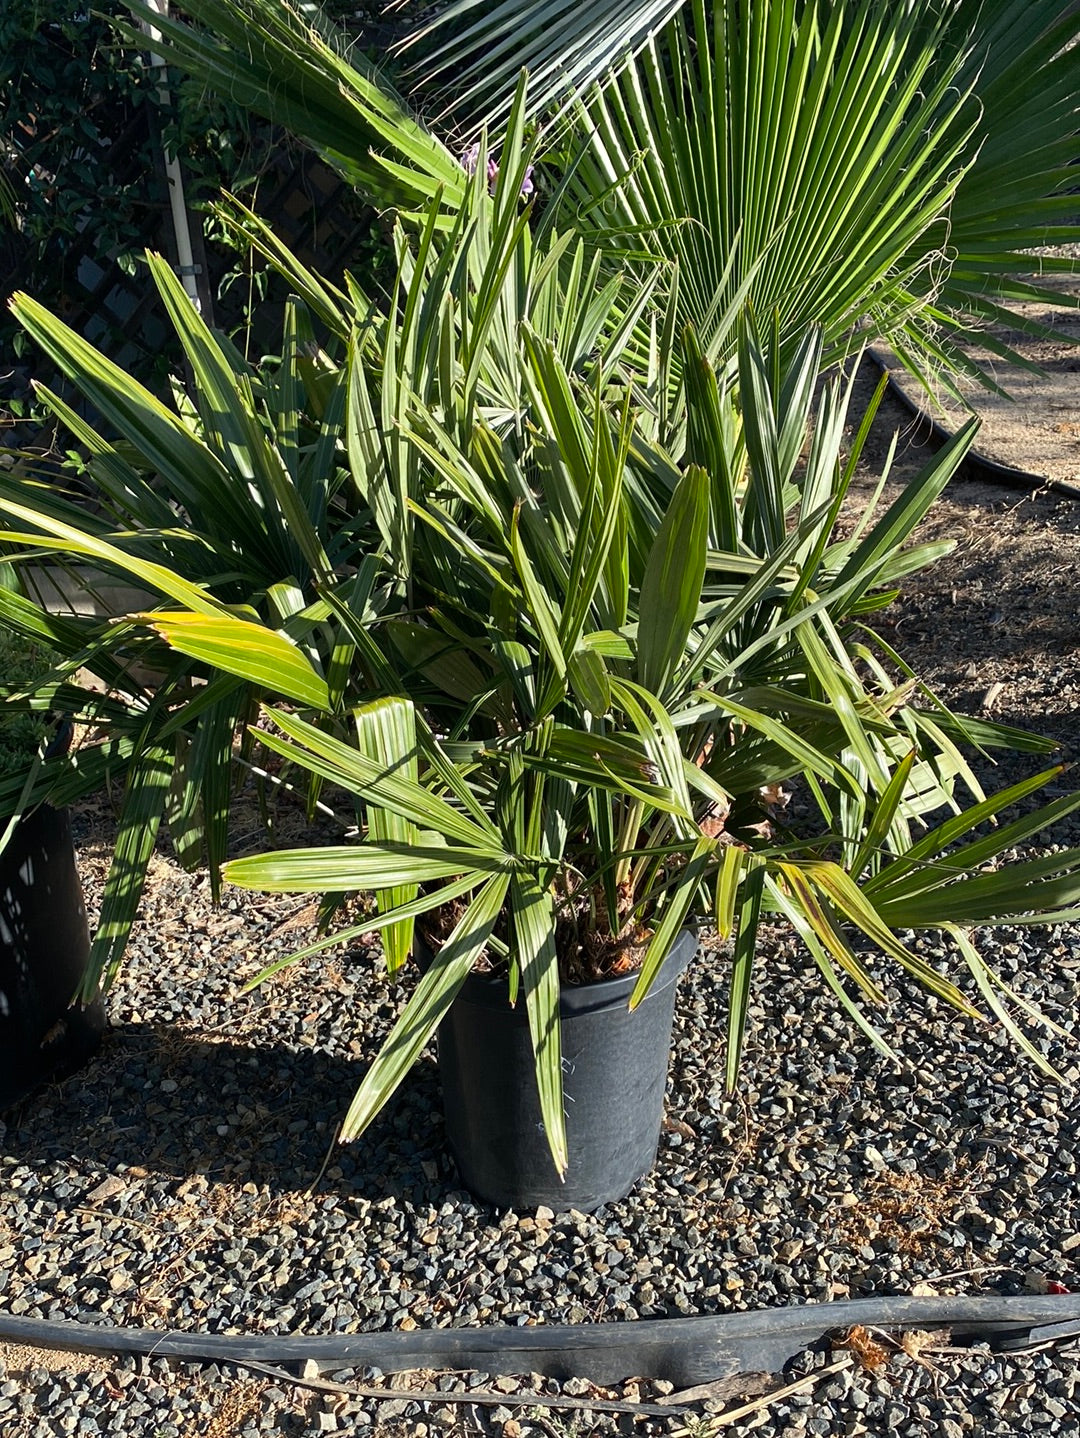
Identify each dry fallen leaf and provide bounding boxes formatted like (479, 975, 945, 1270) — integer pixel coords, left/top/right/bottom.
(759, 783, 790, 812)
(835, 1324, 890, 1373)
(85, 1174, 126, 1205)
(901, 1328, 949, 1360)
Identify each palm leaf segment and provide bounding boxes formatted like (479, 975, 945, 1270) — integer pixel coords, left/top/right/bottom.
(556, 0, 983, 374)
(123, 0, 467, 225)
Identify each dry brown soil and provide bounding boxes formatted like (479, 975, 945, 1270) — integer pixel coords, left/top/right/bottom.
(848, 356, 1080, 764)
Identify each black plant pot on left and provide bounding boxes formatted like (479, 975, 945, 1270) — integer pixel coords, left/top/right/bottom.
(0, 726, 105, 1110)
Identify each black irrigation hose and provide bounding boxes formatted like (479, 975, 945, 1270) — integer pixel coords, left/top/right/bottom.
(867, 348, 1080, 502)
(1, 1295, 1079, 1387)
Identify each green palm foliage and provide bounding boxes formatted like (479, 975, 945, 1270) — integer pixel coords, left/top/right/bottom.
(120, 0, 466, 229)
(88, 184, 1079, 1173)
(4, 37, 1079, 1171)
(555, 0, 980, 371)
(394, 0, 685, 134)
(929, 0, 1080, 363)
(0, 114, 661, 997)
(212, 313, 1080, 1165)
(120, 0, 1080, 389)
(0, 253, 363, 994)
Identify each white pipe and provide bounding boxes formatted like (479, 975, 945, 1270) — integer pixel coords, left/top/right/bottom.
(141, 0, 203, 311)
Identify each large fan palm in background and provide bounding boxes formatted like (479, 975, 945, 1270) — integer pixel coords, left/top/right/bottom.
(124, 0, 1080, 390)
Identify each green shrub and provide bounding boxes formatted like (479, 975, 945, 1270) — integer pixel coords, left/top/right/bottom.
(0, 628, 57, 779)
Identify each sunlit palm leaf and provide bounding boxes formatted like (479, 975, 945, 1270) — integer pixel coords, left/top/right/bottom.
(511, 873, 567, 1175)
(338, 874, 510, 1142)
(145, 254, 332, 584)
(725, 858, 764, 1091)
(862, 766, 1072, 901)
(948, 926, 1064, 1082)
(636, 465, 709, 699)
(137, 613, 330, 709)
(225, 843, 510, 891)
(558, 0, 977, 371)
(237, 874, 486, 991)
(8, 295, 263, 556)
(767, 873, 900, 1064)
(0, 512, 230, 621)
(397, 0, 683, 136)
(80, 742, 174, 998)
(798, 860, 980, 1018)
(123, 0, 466, 222)
(777, 863, 887, 1005)
(630, 835, 712, 1006)
(935, 1, 1080, 356)
(258, 707, 503, 850)
(354, 698, 421, 974)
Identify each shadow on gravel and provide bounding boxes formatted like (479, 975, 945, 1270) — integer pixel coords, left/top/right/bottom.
(0, 1020, 463, 1209)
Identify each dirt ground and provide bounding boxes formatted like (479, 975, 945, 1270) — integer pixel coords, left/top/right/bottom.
(846, 356, 1080, 763)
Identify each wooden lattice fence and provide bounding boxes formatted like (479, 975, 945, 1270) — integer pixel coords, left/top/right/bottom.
(1, 115, 379, 450)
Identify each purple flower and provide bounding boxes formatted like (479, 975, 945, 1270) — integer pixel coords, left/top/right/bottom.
(460, 144, 535, 201)
(461, 143, 496, 186)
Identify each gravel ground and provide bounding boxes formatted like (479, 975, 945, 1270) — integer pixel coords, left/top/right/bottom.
(2, 390, 1080, 1436)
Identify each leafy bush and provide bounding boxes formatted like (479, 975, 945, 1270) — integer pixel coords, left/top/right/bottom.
(0, 626, 58, 780)
(2, 3, 161, 273)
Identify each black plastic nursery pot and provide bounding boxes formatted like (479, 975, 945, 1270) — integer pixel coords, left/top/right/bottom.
(436, 926, 698, 1211)
(0, 798, 104, 1111)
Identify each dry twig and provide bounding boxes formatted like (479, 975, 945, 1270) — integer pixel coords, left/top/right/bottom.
(668, 1356, 855, 1435)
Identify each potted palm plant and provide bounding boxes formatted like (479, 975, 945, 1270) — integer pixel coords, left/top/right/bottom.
(4, 119, 1079, 1205)
(120, 166, 1080, 1208)
(0, 627, 104, 1108)
(5, 0, 1076, 1032)
(0, 100, 678, 1011)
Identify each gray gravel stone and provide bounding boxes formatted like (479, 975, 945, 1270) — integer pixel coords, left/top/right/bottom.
(2, 749, 1079, 1437)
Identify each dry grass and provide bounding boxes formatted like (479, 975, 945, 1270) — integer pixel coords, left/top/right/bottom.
(824, 1160, 983, 1257)
(201, 1379, 269, 1437)
(128, 1181, 314, 1323)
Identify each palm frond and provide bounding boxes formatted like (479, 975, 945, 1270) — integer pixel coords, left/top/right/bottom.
(396, 0, 683, 137)
(123, 0, 466, 221)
